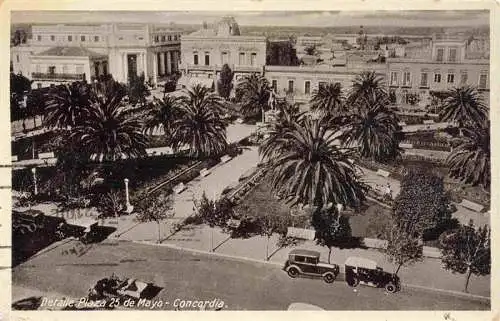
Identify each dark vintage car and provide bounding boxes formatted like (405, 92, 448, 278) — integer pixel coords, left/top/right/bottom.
(284, 249, 340, 283)
(13, 209, 46, 234)
(344, 256, 401, 293)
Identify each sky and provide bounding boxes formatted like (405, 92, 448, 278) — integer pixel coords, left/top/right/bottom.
(11, 10, 489, 27)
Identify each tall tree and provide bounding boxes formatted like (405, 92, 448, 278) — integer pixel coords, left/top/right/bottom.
(262, 117, 366, 211)
(44, 81, 92, 129)
(135, 193, 174, 243)
(384, 223, 423, 275)
(259, 215, 287, 261)
(439, 86, 488, 131)
(145, 95, 181, 142)
(447, 125, 490, 189)
(172, 84, 228, 158)
(392, 167, 452, 237)
(312, 207, 351, 263)
(440, 221, 490, 293)
(347, 71, 387, 106)
(235, 73, 271, 121)
(341, 92, 401, 162)
(70, 80, 148, 163)
(266, 40, 300, 66)
(310, 82, 347, 118)
(217, 64, 234, 100)
(128, 73, 150, 107)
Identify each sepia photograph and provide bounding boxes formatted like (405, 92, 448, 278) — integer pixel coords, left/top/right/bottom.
(7, 8, 491, 312)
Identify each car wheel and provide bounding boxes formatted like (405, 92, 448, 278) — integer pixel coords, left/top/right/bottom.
(323, 273, 336, 284)
(287, 267, 299, 278)
(385, 282, 397, 293)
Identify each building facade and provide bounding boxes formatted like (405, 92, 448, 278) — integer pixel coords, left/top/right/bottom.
(11, 23, 183, 88)
(386, 34, 490, 108)
(178, 16, 266, 90)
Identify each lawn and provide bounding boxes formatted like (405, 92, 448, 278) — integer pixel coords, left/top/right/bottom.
(233, 176, 394, 240)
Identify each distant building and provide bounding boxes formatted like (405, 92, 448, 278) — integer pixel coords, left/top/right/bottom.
(178, 16, 266, 90)
(11, 23, 183, 88)
(387, 34, 490, 109)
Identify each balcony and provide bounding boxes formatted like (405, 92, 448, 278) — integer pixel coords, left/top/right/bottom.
(31, 72, 85, 81)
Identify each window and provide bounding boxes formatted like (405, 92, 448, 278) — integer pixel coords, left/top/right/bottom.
(479, 73, 488, 89)
(174, 35, 178, 41)
(35, 64, 41, 73)
(193, 53, 199, 65)
(16, 54, 19, 63)
(304, 81, 311, 95)
(436, 48, 444, 62)
(221, 52, 228, 65)
(390, 71, 398, 86)
(420, 72, 428, 87)
(460, 72, 468, 85)
(402, 71, 411, 87)
(204, 52, 210, 66)
(168, 35, 172, 41)
(50, 35, 55, 41)
(250, 53, 257, 66)
(154, 35, 159, 42)
(239, 52, 245, 65)
(48, 66, 56, 74)
(94, 36, 99, 42)
(434, 73, 441, 83)
(294, 256, 305, 263)
(81, 35, 86, 42)
(448, 48, 457, 62)
(288, 80, 294, 93)
(68, 35, 72, 42)
(102, 61, 108, 75)
(37, 35, 41, 41)
(318, 81, 327, 89)
(37, 83, 42, 89)
(447, 73, 455, 83)
(138, 37, 143, 40)
(305, 257, 317, 264)
(272, 80, 277, 90)
(161, 35, 166, 42)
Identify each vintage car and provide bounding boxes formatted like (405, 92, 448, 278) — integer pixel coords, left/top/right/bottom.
(344, 256, 401, 293)
(88, 274, 159, 302)
(13, 210, 46, 234)
(283, 249, 340, 283)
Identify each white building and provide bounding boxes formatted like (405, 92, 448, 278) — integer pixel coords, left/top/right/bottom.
(11, 23, 183, 89)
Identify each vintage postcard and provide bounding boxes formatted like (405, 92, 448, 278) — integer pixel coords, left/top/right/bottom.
(1, 1, 497, 320)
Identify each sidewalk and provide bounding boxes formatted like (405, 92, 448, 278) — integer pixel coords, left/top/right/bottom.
(133, 224, 490, 299)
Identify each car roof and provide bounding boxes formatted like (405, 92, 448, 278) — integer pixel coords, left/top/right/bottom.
(289, 249, 320, 257)
(345, 256, 378, 269)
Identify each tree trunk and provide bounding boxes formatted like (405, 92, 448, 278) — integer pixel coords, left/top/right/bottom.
(157, 222, 161, 244)
(266, 235, 270, 261)
(464, 267, 472, 293)
(328, 247, 332, 264)
(395, 262, 403, 275)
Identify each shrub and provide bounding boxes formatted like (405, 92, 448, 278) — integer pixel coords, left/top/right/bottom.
(97, 190, 125, 218)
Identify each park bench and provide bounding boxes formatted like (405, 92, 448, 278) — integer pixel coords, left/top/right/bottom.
(376, 169, 390, 178)
(173, 182, 186, 194)
(199, 168, 211, 177)
(220, 155, 232, 163)
(38, 152, 55, 159)
(399, 142, 413, 149)
(459, 199, 484, 213)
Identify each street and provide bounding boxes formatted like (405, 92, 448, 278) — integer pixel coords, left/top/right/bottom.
(12, 239, 489, 310)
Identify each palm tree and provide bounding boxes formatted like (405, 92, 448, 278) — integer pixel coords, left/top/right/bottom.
(171, 84, 228, 158)
(44, 81, 92, 129)
(439, 86, 488, 131)
(447, 125, 490, 189)
(70, 80, 148, 162)
(310, 82, 348, 118)
(145, 95, 181, 141)
(348, 71, 387, 106)
(262, 117, 366, 210)
(341, 93, 401, 163)
(236, 73, 271, 121)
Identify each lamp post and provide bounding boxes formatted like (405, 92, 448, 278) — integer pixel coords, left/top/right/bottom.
(211, 191, 218, 252)
(31, 167, 38, 196)
(124, 178, 133, 213)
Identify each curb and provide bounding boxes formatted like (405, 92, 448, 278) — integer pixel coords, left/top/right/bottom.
(130, 240, 490, 303)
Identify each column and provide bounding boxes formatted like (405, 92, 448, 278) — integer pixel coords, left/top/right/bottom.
(143, 52, 148, 80)
(166, 51, 172, 75)
(152, 53, 157, 86)
(122, 53, 127, 82)
(160, 52, 166, 76)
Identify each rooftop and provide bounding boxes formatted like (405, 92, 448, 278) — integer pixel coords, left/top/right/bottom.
(36, 46, 107, 58)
